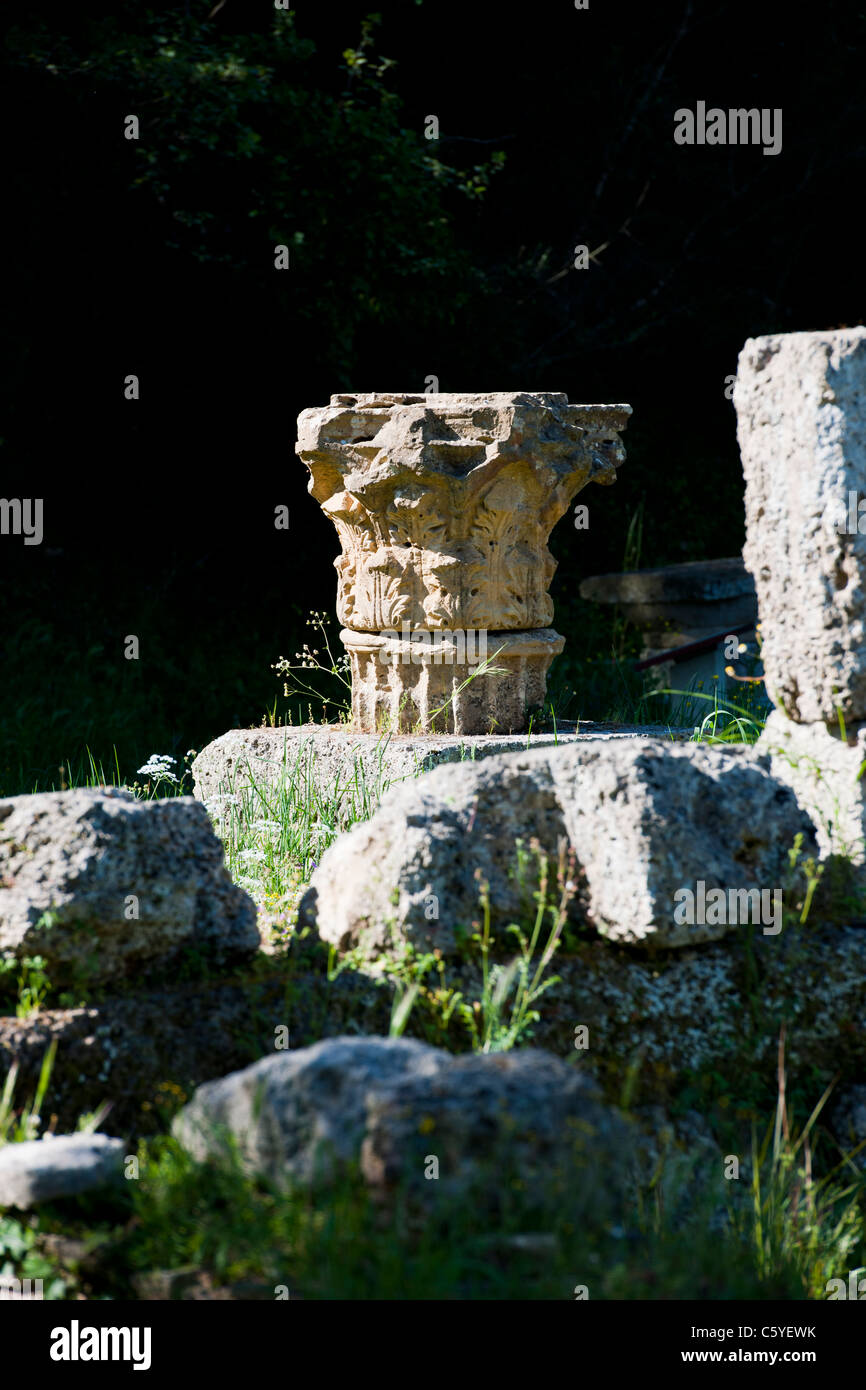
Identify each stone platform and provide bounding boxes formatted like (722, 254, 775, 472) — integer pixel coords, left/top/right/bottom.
(192, 721, 690, 817)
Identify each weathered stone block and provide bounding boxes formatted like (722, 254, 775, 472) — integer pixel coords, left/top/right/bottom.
(298, 739, 817, 956)
(191, 723, 689, 824)
(358, 1048, 634, 1213)
(0, 789, 259, 985)
(173, 1036, 635, 1217)
(735, 328, 866, 724)
(173, 1036, 447, 1186)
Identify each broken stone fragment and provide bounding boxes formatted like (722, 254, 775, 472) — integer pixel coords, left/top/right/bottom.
(173, 1035, 635, 1218)
(0, 1133, 125, 1210)
(298, 739, 818, 956)
(0, 789, 259, 985)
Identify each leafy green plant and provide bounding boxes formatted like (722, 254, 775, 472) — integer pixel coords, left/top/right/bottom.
(787, 832, 823, 925)
(0, 1217, 66, 1299)
(455, 841, 572, 1052)
(0, 952, 52, 1019)
(644, 685, 767, 743)
(15, 956, 50, 1019)
(388, 979, 423, 1039)
(0, 1040, 58, 1146)
(326, 840, 573, 1054)
(212, 730, 397, 908)
(129, 752, 195, 799)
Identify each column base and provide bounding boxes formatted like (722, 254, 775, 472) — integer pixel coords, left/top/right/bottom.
(341, 628, 565, 735)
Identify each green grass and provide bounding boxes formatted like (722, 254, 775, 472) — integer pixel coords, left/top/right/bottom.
(2, 1045, 862, 1300)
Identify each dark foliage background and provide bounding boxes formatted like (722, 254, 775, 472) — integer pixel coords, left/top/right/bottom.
(1, 0, 863, 791)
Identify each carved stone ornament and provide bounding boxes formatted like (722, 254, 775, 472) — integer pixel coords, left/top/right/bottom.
(297, 392, 630, 732)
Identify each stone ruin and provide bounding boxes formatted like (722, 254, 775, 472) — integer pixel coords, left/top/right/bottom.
(735, 327, 866, 861)
(6, 332, 866, 1216)
(296, 391, 631, 734)
(294, 328, 866, 973)
(212, 330, 866, 875)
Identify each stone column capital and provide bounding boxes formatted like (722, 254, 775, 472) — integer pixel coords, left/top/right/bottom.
(297, 392, 631, 635)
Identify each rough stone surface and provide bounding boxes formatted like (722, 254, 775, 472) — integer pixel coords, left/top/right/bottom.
(735, 328, 866, 724)
(0, 1133, 125, 1210)
(173, 1036, 448, 1185)
(191, 723, 689, 823)
(173, 1036, 634, 1215)
(358, 1047, 634, 1213)
(299, 739, 818, 955)
(759, 709, 866, 862)
(527, 923, 866, 1083)
(0, 789, 259, 984)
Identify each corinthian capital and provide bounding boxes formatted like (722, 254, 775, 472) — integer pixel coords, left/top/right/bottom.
(297, 392, 630, 633)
